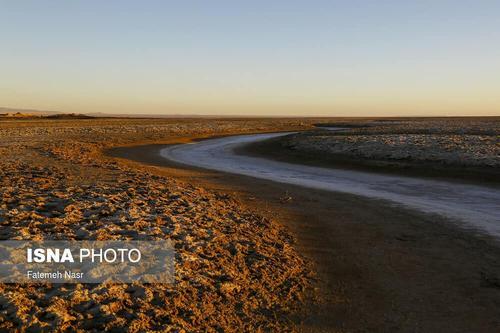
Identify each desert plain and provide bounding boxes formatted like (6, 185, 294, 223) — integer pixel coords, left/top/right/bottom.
(0, 116, 499, 332)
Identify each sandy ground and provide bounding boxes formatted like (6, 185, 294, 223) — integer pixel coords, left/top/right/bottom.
(110, 136, 500, 333)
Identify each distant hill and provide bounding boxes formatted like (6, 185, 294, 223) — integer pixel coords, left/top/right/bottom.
(1, 106, 274, 119)
(0, 107, 61, 116)
(0, 107, 211, 119)
(0, 107, 94, 119)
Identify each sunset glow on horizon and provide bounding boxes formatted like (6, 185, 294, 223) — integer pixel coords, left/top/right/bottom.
(1, 1, 499, 116)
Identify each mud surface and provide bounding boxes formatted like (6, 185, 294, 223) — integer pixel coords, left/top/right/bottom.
(112, 140, 500, 333)
(159, 132, 500, 236)
(2, 117, 500, 332)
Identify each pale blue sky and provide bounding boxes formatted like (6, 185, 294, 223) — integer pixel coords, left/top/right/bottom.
(1, 1, 499, 116)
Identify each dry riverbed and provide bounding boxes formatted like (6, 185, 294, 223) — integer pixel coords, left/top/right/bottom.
(1, 117, 500, 332)
(109, 117, 500, 333)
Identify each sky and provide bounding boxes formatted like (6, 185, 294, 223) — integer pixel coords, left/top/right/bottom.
(1, 1, 499, 116)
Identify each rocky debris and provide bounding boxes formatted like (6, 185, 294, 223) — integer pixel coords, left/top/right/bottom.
(280, 119, 499, 169)
(0, 118, 316, 332)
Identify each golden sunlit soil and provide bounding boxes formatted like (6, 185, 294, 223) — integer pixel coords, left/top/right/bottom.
(0, 118, 321, 332)
(2, 117, 499, 332)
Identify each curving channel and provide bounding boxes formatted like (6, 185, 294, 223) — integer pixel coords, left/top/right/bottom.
(160, 132, 500, 238)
